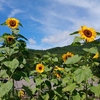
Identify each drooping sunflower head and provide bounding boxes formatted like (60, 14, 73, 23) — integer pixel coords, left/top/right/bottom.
(62, 52, 74, 62)
(6, 18, 19, 29)
(93, 52, 99, 59)
(18, 89, 25, 97)
(54, 73, 61, 78)
(79, 26, 96, 42)
(36, 63, 45, 73)
(6, 35, 15, 44)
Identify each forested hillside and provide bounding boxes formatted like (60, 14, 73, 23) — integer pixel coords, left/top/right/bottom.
(28, 40, 100, 59)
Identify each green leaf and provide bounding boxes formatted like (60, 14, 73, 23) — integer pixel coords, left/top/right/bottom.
(17, 34, 28, 40)
(45, 80, 51, 90)
(19, 22, 23, 27)
(74, 67, 92, 83)
(62, 83, 76, 93)
(52, 57, 58, 62)
(0, 37, 4, 42)
(70, 31, 79, 35)
(3, 58, 19, 73)
(51, 79, 58, 85)
(31, 87, 36, 94)
(42, 93, 49, 100)
(0, 80, 13, 98)
(5, 47, 15, 56)
(0, 70, 9, 78)
(23, 85, 33, 97)
(12, 28, 20, 34)
(0, 57, 5, 61)
(35, 78, 43, 86)
(1, 22, 6, 26)
(73, 36, 83, 43)
(90, 84, 100, 97)
(96, 32, 100, 35)
(83, 47, 98, 54)
(54, 90, 62, 98)
(65, 55, 82, 64)
(72, 93, 81, 100)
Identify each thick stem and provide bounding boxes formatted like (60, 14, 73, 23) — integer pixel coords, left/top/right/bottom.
(85, 82, 88, 100)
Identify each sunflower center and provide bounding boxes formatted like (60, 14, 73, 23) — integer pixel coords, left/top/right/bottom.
(9, 20, 16, 27)
(39, 66, 42, 70)
(84, 30, 92, 37)
(8, 37, 13, 42)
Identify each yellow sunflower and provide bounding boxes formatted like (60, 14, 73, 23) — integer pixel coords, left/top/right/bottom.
(36, 63, 44, 73)
(79, 26, 96, 42)
(62, 52, 74, 62)
(93, 52, 99, 59)
(18, 89, 25, 97)
(6, 35, 15, 44)
(6, 18, 19, 29)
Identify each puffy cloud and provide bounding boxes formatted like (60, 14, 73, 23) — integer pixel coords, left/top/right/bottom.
(28, 38, 36, 45)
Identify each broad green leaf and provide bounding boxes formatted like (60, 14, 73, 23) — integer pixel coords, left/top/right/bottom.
(74, 67, 92, 83)
(31, 87, 37, 94)
(65, 55, 82, 64)
(42, 93, 49, 100)
(0, 57, 5, 61)
(73, 36, 83, 43)
(52, 57, 58, 62)
(0, 80, 13, 98)
(0, 37, 4, 42)
(12, 28, 19, 34)
(0, 70, 8, 78)
(72, 93, 81, 100)
(62, 83, 76, 93)
(90, 84, 100, 97)
(70, 31, 79, 35)
(83, 47, 98, 54)
(51, 79, 58, 85)
(35, 78, 43, 86)
(3, 58, 19, 73)
(5, 47, 15, 56)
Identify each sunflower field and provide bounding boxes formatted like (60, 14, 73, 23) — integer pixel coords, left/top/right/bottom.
(0, 18, 100, 100)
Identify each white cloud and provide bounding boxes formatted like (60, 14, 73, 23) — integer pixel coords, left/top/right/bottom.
(28, 38, 36, 45)
(8, 9, 23, 17)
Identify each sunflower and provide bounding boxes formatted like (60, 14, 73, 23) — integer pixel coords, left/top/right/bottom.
(36, 63, 44, 73)
(18, 89, 25, 97)
(79, 26, 96, 42)
(62, 52, 74, 62)
(93, 52, 99, 59)
(6, 35, 15, 44)
(55, 73, 61, 78)
(6, 18, 19, 29)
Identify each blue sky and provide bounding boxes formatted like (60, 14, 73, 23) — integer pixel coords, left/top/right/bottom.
(0, 0, 100, 50)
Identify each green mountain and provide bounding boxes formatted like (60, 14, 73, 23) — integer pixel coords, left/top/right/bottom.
(28, 40, 100, 58)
